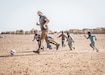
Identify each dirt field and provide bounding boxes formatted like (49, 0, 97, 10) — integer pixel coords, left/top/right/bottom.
(0, 34, 105, 75)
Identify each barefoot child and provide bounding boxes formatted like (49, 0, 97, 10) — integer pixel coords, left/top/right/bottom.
(66, 32, 75, 50)
(84, 32, 99, 52)
(58, 31, 67, 47)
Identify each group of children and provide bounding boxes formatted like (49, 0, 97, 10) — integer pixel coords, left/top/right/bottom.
(32, 30, 52, 50)
(58, 31, 75, 50)
(33, 30, 99, 52)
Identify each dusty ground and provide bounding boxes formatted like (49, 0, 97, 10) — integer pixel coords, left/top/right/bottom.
(0, 34, 105, 75)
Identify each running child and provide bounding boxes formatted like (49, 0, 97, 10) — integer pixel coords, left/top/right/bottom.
(32, 31, 44, 50)
(58, 31, 67, 47)
(84, 32, 99, 52)
(66, 32, 75, 50)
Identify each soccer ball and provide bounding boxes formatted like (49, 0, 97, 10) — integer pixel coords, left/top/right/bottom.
(10, 50, 16, 55)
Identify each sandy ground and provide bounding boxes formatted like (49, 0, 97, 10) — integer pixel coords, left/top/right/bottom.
(0, 34, 105, 75)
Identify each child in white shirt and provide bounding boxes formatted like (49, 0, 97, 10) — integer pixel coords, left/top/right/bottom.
(66, 32, 75, 50)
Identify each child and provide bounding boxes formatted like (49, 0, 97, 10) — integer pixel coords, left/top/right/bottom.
(84, 32, 99, 52)
(46, 36, 53, 49)
(58, 31, 67, 47)
(66, 32, 75, 50)
(32, 31, 44, 50)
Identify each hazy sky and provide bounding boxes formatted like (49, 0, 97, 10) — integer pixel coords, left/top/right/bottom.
(0, 0, 105, 32)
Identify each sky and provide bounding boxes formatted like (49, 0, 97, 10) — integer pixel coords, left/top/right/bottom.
(0, 0, 105, 32)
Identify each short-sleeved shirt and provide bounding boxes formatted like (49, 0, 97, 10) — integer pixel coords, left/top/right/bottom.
(39, 15, 48, 30)
(88, 35, 95, 43)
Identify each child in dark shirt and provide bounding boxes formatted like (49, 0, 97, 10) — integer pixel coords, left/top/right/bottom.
(58, 31, 67, 47)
